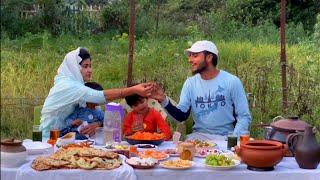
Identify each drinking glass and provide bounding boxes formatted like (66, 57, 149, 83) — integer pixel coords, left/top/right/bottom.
(240, 134, 250, 146)
(47, 129, 60, 145)
(227, 135, 238, 150)
(172, 131, 181, 145)
(32, 125, 42, 141)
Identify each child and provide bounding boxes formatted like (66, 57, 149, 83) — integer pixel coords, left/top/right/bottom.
(60, 82, 104, 140)
(123, 94, 172, 140)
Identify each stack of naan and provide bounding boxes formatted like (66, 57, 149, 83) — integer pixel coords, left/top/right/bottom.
(32, 146, 121, 171)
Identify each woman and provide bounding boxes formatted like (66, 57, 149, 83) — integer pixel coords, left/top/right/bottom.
(40, 47, 153, 139)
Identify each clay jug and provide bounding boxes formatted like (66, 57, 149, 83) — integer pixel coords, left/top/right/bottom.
(293, 126, 320, 169)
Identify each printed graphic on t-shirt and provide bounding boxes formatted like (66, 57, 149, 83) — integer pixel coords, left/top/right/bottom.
(194, 86, 226, 119)
(132, 114, 144, 132)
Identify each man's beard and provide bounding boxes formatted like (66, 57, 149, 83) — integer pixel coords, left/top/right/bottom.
(192, 60, 207, 75)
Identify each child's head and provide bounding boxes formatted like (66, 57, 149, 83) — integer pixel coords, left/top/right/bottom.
(84, 82, 103, 109)
(125, 94, 149, 114)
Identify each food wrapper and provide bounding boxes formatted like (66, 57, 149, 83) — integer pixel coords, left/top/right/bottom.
(56, 132, 75, 147)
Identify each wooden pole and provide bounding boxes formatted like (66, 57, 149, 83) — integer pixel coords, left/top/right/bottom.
(280, 0, 287, 112)
(156, 0, 160, 35)
(127, 0, 136, 87)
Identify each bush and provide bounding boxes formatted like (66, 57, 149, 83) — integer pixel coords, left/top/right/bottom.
(101, 0, 129, 33)
(1, 0, 41, 39)
(226, 0, 320, 33)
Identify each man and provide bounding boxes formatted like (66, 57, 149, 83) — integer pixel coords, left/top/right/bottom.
(152, 40, 251, 140)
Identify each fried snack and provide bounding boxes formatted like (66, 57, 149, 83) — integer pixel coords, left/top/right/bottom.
(31, 145, 121, 171)
(127, 132, 165, 140)
(44, 158, 70, 167)
(32, 156, 52, 171)
(88, 157, 121, 170)
(161, 159, 192, 168)
(78, 147, 119, 159)
(139, 150, 169, 160)
(62, 141, 93, 149)
(76, 157, 98, 169)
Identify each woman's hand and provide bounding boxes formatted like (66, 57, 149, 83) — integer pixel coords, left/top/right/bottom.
(150, 83, 166, 102)
(133, 83, 154, 97)
(79, 122, 100, 137)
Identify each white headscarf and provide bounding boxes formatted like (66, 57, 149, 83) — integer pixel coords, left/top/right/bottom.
(57, 47, 84, 84)
(40, 47, 90, 138)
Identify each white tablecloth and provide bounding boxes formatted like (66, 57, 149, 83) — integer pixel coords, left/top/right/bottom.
(1, 140, 319, 180)
(135, 141, 320, 180)
(1, 154, 136, 180)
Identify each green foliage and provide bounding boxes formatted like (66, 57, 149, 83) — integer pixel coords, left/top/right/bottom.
(1, 34, 319, 140)
(101, 0, 129, 33)
(1, 0, 41, 38)
(1, 0, 319, 41)
(313, 14, 320, 46)
(226, 0, 320, 33)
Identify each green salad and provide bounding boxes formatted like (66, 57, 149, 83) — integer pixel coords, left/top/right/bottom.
(205, 154, 235, 166)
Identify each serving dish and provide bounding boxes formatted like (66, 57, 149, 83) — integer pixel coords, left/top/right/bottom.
(125, 157, 158, 169)
(160, 159, 193, 170)
(22, 141, 52, 155)
(125, 137, 164, 145)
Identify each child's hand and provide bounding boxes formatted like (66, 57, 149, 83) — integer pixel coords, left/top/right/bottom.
(71, 119, 83, 127)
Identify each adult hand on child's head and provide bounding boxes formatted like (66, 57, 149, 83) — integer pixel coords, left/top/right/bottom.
(133, 83, 153, 97)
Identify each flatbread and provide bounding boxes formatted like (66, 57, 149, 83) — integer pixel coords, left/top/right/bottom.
(44, 158, 70, 167)
(31, 156, 52, 171)
(31, 145, 121, 171)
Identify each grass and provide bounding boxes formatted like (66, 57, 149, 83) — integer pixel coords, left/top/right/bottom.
(1, 33, 319, 141)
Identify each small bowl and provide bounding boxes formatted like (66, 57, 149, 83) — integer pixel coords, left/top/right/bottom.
(135, 144, 158, 151)
(125, 158, 158, 169)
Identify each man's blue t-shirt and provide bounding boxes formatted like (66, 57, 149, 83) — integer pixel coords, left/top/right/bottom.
(167, 70, 251, 136)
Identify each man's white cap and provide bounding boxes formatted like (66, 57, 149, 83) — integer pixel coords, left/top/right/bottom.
(185, 40, 218, 56)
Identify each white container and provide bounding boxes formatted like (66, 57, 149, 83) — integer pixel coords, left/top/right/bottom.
(22, 141, 52, 155)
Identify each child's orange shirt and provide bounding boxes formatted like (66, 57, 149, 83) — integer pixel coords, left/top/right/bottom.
(123, 108, 172, 140)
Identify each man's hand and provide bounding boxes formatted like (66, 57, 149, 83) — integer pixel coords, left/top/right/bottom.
(71, 119, 83, 127)
(150, 83, 166, 102)
(79, 122, 100, 137)
(132, 83, 153, 97)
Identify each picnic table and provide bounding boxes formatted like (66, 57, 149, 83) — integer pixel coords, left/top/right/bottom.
(1, 140, 320, 180)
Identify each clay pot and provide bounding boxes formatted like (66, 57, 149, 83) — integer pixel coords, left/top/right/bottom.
(262, 116, 311, 143)
(288, 126, 320, 169)
(235, 140, 287, 171)
(1, 139, 27, 167)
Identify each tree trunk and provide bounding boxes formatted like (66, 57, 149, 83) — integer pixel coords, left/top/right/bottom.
(280, 0, 287, 112)
(127, 0, 136, 87)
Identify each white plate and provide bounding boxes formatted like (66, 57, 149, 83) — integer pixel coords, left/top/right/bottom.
(125, 158, 158, 169)
(139, 152, 170, 161)
(163, 149, 179, 157)
(160, 160, 194, 170)
(205, 159, 240, 170)
(22, 141, 52, 155)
